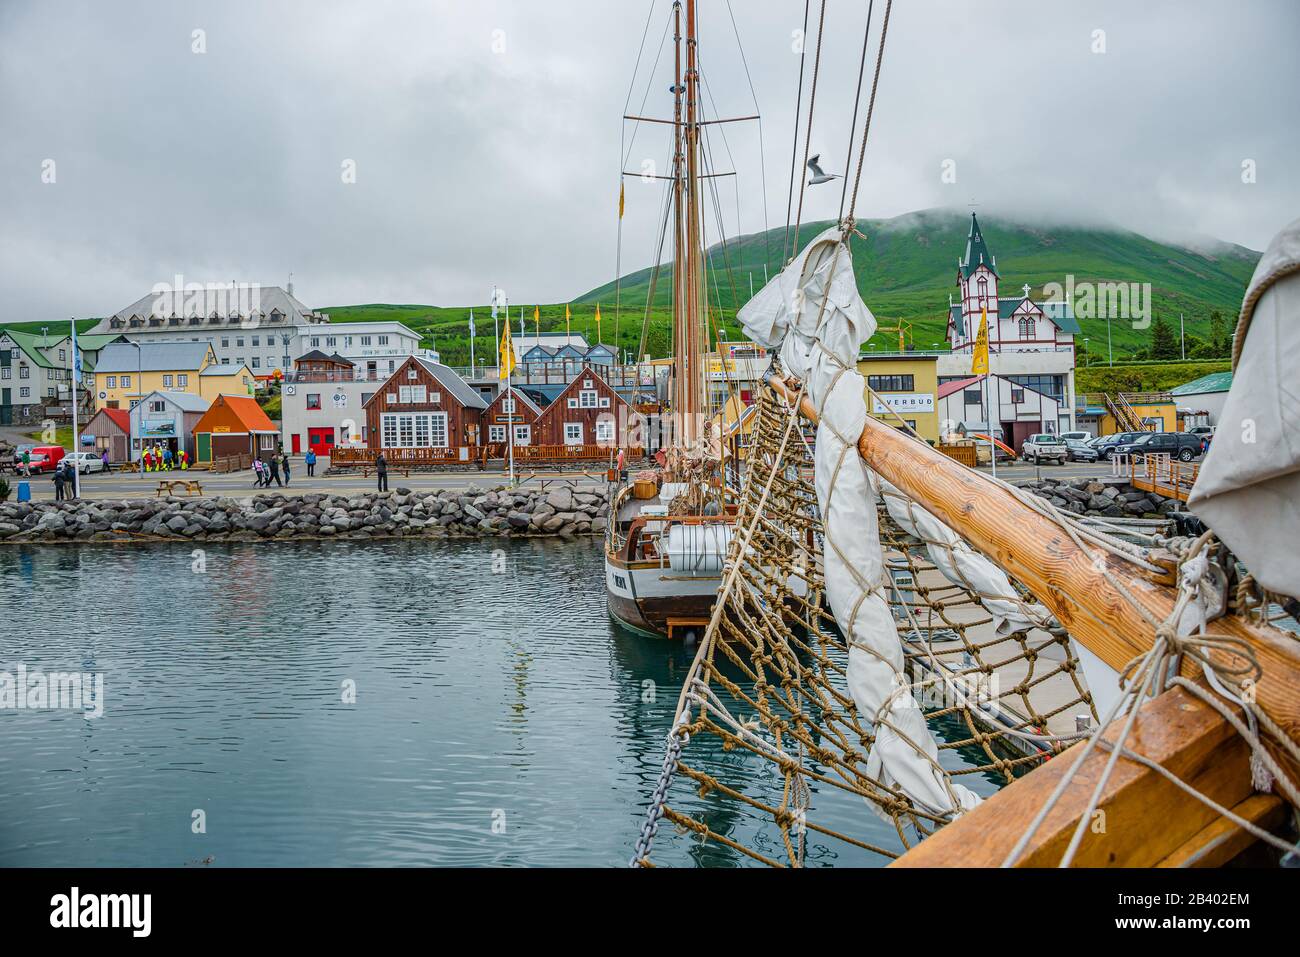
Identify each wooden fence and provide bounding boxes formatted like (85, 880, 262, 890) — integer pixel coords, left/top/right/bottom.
(1124, 452, 1199, 503)
(329, 444, 641, 469)
(211, 453, 253, 473)
(936, 444, 978, 467)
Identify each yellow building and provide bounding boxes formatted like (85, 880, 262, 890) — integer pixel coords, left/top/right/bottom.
(1077, 392, 1177, 436)
(89, 341, 253, 410)
(856, 353, 941, 443)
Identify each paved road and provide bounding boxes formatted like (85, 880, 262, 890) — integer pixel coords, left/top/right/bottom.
(9, 461, 609, 502)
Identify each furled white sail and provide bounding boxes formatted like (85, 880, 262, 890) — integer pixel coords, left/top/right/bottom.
(1189, 217, 1300, 601)
(740, 226, 981, 818)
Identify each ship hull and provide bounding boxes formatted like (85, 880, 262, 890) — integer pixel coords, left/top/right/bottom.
(604, 553, 719, 639)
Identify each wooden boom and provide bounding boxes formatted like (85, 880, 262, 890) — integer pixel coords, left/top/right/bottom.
(767, 377, 1300, 782)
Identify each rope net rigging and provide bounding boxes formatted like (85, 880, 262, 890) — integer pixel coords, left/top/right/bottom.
(633, 385, 1096, 867)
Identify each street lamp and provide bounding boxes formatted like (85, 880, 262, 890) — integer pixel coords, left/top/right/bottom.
(129, 340, 144, 476)
(1083, 337, 1090, 367)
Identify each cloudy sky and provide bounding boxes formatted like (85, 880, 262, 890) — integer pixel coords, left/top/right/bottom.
(2, 0, 1296, 323)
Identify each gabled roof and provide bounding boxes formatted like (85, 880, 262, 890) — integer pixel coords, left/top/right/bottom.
(137, 389, 211, 413)
(85, 406, 131, 433)
(1, 330, 56, 367)
(488, 387, 543, 417)
(295, 349, 352, 366)
(413, 357, 487, 409)
(194, 393, 277, 434)
(538, 365, 627, 417)
(95, 285, 319, 333)
(200, 363, 251, 376)
(1170, 371, 1234, 395)
(75, 333, 127, 351)
(937, 375, 983, 400)
(95, 341, 213, 373)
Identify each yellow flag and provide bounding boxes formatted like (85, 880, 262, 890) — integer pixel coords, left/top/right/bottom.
(565, 303, 571, 342)
(971, 307, 989, 375)
(533, 304, 540, 339)
(618, 181, 625, 219)
(595, 303, 602, 344)
(499, 322, 516, 380)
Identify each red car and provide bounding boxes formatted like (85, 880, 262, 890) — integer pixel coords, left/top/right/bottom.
(26, 446, 67, 473)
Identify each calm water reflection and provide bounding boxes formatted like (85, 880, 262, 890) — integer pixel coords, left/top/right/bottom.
(0, 539, 1004, 866)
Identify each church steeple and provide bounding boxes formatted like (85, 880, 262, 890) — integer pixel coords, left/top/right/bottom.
(960, 212, 998, 278)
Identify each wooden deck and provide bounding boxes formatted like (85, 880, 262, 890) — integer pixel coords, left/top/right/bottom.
(1119, 452, 1199, 502)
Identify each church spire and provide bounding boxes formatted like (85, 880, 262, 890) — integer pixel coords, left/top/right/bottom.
(961, 212, 998, 278)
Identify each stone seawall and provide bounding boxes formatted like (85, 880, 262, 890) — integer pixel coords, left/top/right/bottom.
(1018, 477, 1180, 518)
(0, 485, 610, 545)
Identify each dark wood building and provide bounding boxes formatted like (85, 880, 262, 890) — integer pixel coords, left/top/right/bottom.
(363, 357, 487, 452)
(533, 366, 631, 448)
(482, 387, 543, 447)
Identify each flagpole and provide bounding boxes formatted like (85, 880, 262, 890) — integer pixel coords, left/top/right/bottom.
(69, 318, 81, 498)
(469, 309, 476, 372)
(985, 371, 996, 479)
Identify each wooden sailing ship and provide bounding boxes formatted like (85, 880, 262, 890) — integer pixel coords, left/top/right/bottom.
(604, 0, 739, 641)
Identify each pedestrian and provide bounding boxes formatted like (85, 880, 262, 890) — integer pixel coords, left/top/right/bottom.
(163, 447, 173, 470)
(179, 449, 188, 470)
(375, 452, 389, 493)
(21, 449, 30, 476)
(64, 461, 78, 500)
(142, 448, 152, 472)
(266, 453, 283, 487)
(305, 448, 317, 477)
(53, 461, 65, 501)
(101, 448, 109, 470)
(281, 451, 291, 487)
(252, 457, 264, 487)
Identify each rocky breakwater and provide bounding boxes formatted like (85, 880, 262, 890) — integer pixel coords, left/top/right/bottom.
(0, 484, 611, 544)
(1018, 477, 1180, 519)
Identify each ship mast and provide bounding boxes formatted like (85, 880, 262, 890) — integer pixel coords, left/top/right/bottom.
(669, 0, 706, 447)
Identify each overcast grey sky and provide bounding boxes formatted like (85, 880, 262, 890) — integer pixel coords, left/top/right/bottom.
(2, 0, 1296, 323)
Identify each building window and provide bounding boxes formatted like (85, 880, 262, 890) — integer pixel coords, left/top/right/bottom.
(282, 356, 291, 368)
(380, 412, 448, 448)
(378, 335, 389, 345)
(2, 367, 11, 380)
(251, 358, 261, 368)
(19, 387, 30, 398)
(564, 422, 583, 445)
(19, 365, 29, 379)
(1011, 388, 1025, 404)
(513, 425, 531, 446)
(1018, 318, 1035, 340)
(579, 390, 598, 408)
(407, 368, 418, 379)
(252, 336, 260, 347)
(963, 389, 982, 405)
(867, 374, 914, 392)
(398, 384, 427, 404)
(120, 375, 130, 388)
(326, 337, 336, 348)
(150, 400, 165, 413)
(267, 357, 275, 369)
(501, 396, 515, 414)
(221, 338, 230, 348)
(236, 337, 244, 347)
(306, 393, 322, 410)
(163, 375, 173, 387)
(178, 374, 188, 387)
(58, 349, 66, 361)
(345, 336, 353, 347)
(489, 425, 507, 443)
(260, 434, 276, 450)
(361, 336, 372, 346)
(595, 418, 615, 444)
(311, 338, 320, 348)
(106, 375, 117, 388)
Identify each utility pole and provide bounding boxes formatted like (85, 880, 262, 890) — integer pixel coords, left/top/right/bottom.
(1179, 312, 1185, 360)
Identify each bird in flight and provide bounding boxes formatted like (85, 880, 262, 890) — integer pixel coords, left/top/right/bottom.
(807, 154, 841, 185)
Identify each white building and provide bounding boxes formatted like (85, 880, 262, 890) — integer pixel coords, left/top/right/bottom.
(83, 284, 422, 379)
(1170, 371, 1233, 427)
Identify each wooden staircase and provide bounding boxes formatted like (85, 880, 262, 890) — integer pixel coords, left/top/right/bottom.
(1104, 392, 1151, 432)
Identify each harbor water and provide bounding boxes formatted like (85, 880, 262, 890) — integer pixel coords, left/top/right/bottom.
(1, 539, 1008, 866)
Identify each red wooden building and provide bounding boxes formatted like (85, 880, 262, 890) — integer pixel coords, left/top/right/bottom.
(533, 366, 631, 448)
(482, 387, 543, 447)
(363, 357, 487, 454)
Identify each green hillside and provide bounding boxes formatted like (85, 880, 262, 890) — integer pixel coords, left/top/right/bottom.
(576, 208, 1260, 358)
(321, 210, 1257, 367)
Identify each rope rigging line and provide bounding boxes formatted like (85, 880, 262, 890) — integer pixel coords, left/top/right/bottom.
(782, 0, 812, 265)
(790, 0, 827, 260)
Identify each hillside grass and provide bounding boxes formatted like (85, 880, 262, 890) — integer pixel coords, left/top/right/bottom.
(1075, 358, 1232, 395)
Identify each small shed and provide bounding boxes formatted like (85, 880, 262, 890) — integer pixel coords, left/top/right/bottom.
(79, 407, 131, 463)
(192, 393, 279, 465)
(129, 390, 210, 462)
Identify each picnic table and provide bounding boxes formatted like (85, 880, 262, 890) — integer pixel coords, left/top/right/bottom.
(362, 465, 410, 479)
(156, 479, 204, 497)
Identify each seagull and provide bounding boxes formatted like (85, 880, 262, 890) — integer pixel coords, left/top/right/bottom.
(807, 154, 841, 185)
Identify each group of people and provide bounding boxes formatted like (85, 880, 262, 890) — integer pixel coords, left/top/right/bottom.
(253, 451, 293, 488)
(141, 444, 188, 471)
(51, 458, 80, 502)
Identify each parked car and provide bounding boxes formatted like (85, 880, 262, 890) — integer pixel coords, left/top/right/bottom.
(1111, 431, 1204, 462)
(65, 451, 106, 474)
(1021, 433, 1068, 465)
(1188, 425, 1216, 438)
(25, 446, 67, 473)
(1059, 430, 1093, 444)
(1090, 432, 1144, 460)
(1064, 437, 1100, 462)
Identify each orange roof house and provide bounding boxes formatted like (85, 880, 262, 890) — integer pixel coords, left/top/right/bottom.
(192, 394, 280, 464)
